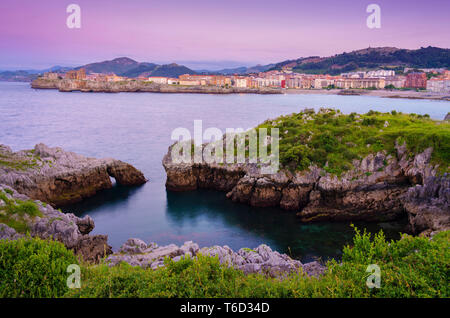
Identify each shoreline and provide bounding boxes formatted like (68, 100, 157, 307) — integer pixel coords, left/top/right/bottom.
(27, 79, 450, 100)
(285, 88, 450, 101)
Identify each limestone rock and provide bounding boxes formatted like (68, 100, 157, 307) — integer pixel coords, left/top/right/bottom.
(0, 184, 112, 262)
(106, 239, 325, 278)
(403, 176, 450, 235)
(165, 139, 447, 232)
(0, 143, 146, 206)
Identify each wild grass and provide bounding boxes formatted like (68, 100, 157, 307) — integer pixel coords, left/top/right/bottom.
(257, 109, 449, 175)
(1, 228, 448, 298)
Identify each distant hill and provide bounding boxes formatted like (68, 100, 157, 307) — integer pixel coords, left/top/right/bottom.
(75, 57, 140, 75)
(2, 47, 449, 82)
(198, 63, 276, 75)
(122, 63, 196, 78)
(271, 46, 450, 75)
(75, 58, 196, 77)
(0, 65, 73, 82)
(0, 70, 38, 82)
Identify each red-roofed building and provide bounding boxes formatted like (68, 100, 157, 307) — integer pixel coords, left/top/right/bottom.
(405, 72, 427, 89)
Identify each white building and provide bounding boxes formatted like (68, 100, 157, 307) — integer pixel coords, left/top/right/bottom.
(314, 78, 334, 89)
(427, 79, 450, 93)
(148, 77, 168, 84)
(235, 77, 247, 88)
(367, 70, 395, 78)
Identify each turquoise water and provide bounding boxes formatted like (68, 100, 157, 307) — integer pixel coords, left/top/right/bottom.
(1, 82, 448, 261)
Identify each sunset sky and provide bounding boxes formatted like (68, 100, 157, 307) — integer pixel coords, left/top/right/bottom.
(0, 0, 449, 70)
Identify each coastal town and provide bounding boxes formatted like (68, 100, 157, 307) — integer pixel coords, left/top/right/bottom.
(40, 66, 450, 93)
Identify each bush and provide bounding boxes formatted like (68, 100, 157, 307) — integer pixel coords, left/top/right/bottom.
(2, 229, 448, 298)
(0, 237, 78, 297)
(66, 229, 449, 298)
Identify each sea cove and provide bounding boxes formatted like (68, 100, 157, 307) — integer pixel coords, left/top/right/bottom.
(1, 82, 448, 262)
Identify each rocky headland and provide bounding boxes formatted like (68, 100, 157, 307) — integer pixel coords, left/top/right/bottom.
(31, 78, 282, 94)
(0, 143, 146, 207)
(163, 109, 449, 236)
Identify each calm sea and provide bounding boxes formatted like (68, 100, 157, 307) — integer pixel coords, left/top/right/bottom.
(1, 82, 448, 261)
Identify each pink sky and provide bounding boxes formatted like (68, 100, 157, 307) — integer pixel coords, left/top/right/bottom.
(0, 0, 449, 69)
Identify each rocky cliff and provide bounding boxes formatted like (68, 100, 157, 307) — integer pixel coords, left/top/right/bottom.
(163, 110, 449, 236)
(0, 143, 146, 206)
(31, 78, 282, 94)
(0, 184, 112, 262)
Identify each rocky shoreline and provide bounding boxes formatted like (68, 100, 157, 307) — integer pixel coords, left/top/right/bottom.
(0, 184, 112, 262)
(0, 143, 146, 207)
(163, 120, 449, 236)
(0, 184, 324, 276)
(0, 143, 323, 277)
(31, 78, 282, 94)
(286, 88, 450, 101)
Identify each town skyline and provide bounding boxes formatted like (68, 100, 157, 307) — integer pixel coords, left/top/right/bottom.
(1, 0, 450, 69)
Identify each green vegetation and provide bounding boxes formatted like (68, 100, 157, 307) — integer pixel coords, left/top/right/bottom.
(0, 151, 40, 171)
(257, 109, 450, 175)
(281, 47, 450, 75)
(0, 190, 42, 233)
(0, 237, 78, 297)
(1, 228, 448, 298)
(385, 84, 396, 90)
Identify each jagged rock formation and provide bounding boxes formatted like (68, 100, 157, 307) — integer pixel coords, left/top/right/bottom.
(163, 142, 448, 236)
(0, 184, 112, 262)
(404, 176, 450, 235)
(106, 238, 326, 278)
(0, 143, 146, 206)
(31, 78, 282, 94)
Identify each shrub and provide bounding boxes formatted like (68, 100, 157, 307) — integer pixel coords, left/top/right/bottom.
(2, 229, 448, 298)
(66, 229, 449, 298)
(0, 237, 78, 297)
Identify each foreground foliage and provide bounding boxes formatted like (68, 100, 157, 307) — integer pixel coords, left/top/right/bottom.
(1, 229, 448, 298)
(0, 237, 78, 297)
(65, 229, 449, 298)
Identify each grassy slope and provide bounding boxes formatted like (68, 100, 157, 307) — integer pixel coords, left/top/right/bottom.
(1, 189, 448, 298)
(1, 228, 448, 298)
(257, 109, 450, 175)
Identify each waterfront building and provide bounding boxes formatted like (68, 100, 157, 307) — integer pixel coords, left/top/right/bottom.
(341, 71, 366, 78)
(148, 76, 168, 84)
(179, 79, 201, 86)
(107, 74, 126, 82)
(167, 78, 179, 85)
(234, 77, 248, 88)
(405, 72, 427, 89)
(427, 78, 450, 93)
(43, 72, 59, 80)
(65, 68, 86, 80)
(384, 76, 406, 88)
(336, 78, 385, 89)
(366, 70, 395, 78)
